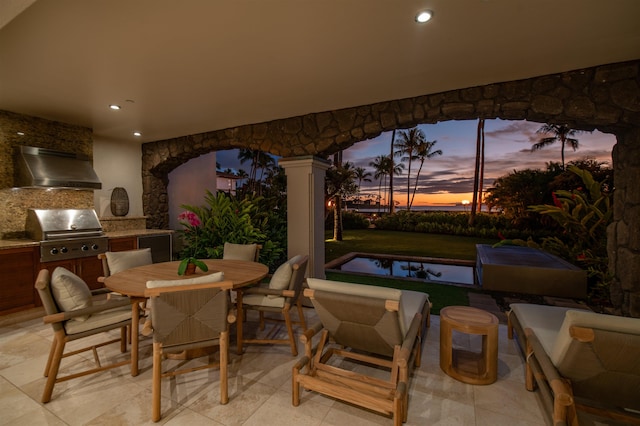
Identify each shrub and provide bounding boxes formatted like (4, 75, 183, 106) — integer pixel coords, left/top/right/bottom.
(325, 210, 370, 230)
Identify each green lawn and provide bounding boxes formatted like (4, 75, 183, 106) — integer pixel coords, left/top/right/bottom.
(325, 229, 498, 262)
(322, 229, 498, 315)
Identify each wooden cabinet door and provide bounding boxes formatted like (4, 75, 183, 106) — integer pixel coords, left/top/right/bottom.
(77, 256, 104, 290)
(0, 247, 38, 314)
(109, 237, 137, 252)
(39, 259, 76, 276)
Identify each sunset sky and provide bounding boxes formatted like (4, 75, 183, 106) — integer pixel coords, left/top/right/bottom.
(217, 119, 616, 207)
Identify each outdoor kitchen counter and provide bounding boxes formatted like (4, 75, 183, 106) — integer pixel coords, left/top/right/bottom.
(104, 229, 174, 239)
(0, 239, 40, 250)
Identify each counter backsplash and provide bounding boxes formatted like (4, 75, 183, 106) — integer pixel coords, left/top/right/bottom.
(0, 188, 94, 239)
(99, 216, 147, 232)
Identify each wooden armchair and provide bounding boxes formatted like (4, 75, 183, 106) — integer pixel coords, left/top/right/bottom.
(237, 255, 308, 355)
(145, 275, 234, 422)
(508, 303, 640, 426)
(35, 267, 134, 403)
(292, 278, 430, 425)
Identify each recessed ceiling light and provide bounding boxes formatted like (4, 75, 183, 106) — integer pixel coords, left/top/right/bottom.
(415, 10, 433, 23)
(133, 131, 142, 137)
(109, 104, 121, 110)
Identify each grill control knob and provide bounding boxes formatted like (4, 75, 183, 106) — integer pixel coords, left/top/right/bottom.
(91, 244, 99, 250)
(50, 248, 59, 255)
(60, 247, 68, 254)
(81, 244, 89, 251)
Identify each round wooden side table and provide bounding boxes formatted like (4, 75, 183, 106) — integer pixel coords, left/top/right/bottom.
(439, 306, 499, 385)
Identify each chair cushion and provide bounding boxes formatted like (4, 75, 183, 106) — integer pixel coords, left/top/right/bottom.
(105, 248, 152, 275)
(146, 271, 224, 288)
(223, 243, 258, 261)
(64, 304, 131, 334)
(242, 293, 285, 308)
(399, 290, 429, 336)
(51, 267, 93, 321)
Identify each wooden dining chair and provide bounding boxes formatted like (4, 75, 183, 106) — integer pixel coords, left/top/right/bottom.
(35, 267, 134, 403)
(98, 248, 153, 279)
(145, 274, 234, 422)
(237, 255, 308, 356)
(98, 248, 154, 335)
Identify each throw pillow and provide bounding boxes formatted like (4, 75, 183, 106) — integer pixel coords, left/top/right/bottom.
(269, 261, 293, 291)
(51, 267, 93, 321)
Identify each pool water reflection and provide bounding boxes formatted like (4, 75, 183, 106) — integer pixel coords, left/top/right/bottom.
(331, 255, 475, 286)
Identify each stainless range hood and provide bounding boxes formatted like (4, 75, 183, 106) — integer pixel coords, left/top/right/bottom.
(14, 145, 102, 189)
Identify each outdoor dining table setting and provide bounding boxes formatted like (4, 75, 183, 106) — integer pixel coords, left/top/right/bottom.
(103, 258, 269, 375)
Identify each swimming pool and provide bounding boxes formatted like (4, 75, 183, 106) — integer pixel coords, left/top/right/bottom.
(326, 252, 476, 286)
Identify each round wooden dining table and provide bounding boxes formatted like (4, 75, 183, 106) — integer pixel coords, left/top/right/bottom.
(104, 259, 268, 375)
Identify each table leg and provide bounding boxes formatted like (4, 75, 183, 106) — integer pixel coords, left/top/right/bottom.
(130, 297, 143, 376)
(236, 289, 244, 355)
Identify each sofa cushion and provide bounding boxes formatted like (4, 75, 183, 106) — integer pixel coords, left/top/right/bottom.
(105, 248, 152, 275)
(509, 303, 579, 356)
(51, 267, 93, 321)
(146, 271, 224, 288)
(550, 309, 640, 366)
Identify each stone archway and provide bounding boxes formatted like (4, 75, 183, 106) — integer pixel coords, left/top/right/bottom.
(142, 59, 640, 316)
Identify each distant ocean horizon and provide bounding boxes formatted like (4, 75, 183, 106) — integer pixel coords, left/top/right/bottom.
(348, 204, 491, 213)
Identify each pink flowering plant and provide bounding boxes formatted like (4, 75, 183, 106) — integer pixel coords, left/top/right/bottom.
(177, 211, 208, 275)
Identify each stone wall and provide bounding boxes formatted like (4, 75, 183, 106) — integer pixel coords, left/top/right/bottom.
(0, 111, 94, 238)
(142, 59, 640, 316)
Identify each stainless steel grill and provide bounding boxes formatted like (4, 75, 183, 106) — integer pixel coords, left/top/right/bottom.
(26, 209, 108, 262)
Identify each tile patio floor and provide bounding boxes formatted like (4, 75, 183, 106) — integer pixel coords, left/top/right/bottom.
(0, 305, 549, 426)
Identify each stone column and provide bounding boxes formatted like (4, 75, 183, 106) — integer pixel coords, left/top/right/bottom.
(609, 128, 640, 317)
(280, 156, 330, 278)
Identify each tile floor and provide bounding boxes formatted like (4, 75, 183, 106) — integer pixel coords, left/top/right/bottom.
(0, 306, 549, 426)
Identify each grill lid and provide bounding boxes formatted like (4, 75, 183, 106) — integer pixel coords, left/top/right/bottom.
(26, 209, 103, 241)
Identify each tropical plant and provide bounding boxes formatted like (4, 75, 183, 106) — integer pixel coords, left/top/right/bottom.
(528, 166, 613, 303)
(484, 166, 558, 227)
(176, 211, 209, 275)
(179, 191, 284, 270)
(532, 124, 585, 170)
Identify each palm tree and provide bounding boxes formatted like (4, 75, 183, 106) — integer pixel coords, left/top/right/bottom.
(470, 118, 485, 225)
(370, 155, 390, 211)
(410, 139, 442, 209)
(532, 124, 582, 170)
(388, 130, 396, 214)
(394, 127, 427, 211)
(353, 166, 372, 201)
(326, 160, 356, 241)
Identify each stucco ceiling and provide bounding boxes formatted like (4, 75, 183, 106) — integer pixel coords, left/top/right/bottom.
(1, 0, 639, 144)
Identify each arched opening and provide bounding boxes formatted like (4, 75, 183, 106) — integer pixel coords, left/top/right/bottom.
(142, 60, 640, 316)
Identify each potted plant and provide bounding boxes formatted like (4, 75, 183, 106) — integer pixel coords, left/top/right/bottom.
(177, 211, 209, 275)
